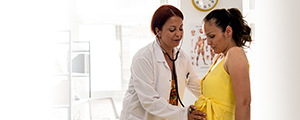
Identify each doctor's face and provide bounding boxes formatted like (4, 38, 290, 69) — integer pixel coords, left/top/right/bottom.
(159, 16, 183, 51)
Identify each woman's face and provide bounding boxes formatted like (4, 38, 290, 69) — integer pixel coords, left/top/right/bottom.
(159, 16, 183, 51)
(203, 21, 227, 54)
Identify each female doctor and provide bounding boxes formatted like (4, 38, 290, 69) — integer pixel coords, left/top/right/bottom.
(120, 5, 206, 120)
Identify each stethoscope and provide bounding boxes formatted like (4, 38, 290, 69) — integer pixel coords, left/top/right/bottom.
(155, 33, 185, 107)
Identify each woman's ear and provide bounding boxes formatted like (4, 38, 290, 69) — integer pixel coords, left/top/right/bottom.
(225, 26, 232, 38)
(155, 27, 160, 37)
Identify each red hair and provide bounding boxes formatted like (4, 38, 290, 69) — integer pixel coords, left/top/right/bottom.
(151, 5, 184, 35)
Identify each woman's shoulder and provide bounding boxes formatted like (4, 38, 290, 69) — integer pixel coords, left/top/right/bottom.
(225, 47, 248, 65)
(227, 47, 246, 57)
(224, 47, 249, 74)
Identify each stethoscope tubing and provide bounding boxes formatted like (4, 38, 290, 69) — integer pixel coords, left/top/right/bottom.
(155, 36, 185, 107)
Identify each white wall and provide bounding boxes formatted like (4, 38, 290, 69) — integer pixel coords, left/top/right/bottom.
(251, 1, 300, 120)
(180, 0, 242, 106)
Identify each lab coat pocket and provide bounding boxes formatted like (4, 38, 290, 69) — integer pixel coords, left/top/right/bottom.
(185, 72, 190, 86)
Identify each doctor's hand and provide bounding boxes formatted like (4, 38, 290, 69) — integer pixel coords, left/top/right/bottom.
(188, 105, 206, 120)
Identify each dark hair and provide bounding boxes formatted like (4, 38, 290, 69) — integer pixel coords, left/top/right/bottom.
(151, 5, 184, 35)
(203, 8, 252, 48)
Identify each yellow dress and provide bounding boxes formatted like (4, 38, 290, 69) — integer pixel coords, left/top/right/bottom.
(194, 55, 235, 120)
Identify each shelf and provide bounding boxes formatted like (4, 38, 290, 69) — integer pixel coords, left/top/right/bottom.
(72, 99, 89, 106)
(51, 99, 89, 108)
(52, 104, 69, 108)
(72, 73, 90, 77)
(54, 42, 69, 44)
(52, 31, 91, 120)
(72, 50, 90, 52)
(53, 73, 89, 77)
(73, 41, 90, 43)
(54, 41, 90, 45)
(53, 73, 69, 76)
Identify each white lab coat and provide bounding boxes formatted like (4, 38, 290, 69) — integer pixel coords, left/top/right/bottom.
(120, 40, 201, 120)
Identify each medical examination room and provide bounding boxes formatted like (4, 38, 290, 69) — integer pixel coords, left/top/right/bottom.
(1, 0, 299, 120)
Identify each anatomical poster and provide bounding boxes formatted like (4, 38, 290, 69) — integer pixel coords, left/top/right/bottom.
(189, 23, 215, 71)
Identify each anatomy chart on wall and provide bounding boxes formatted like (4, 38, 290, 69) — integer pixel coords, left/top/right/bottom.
(189, 23, 215, 71)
